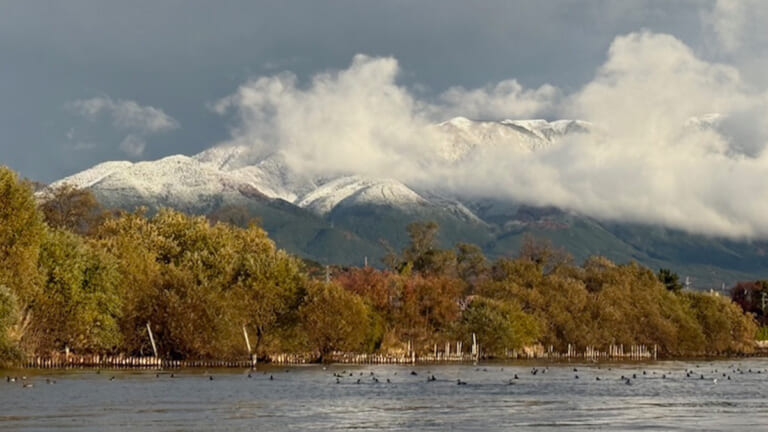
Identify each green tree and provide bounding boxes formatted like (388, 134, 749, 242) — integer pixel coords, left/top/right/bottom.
(229, 226, 306, 356)
(518, 234, 572, 274)
(33, 229, 122, 353)
(299, 282, 372, 359)
(92, 209, 165, 355)
(455, 296, 539, 356)
(657, 268, 683, 293)
(0, 166, 45, 352)
(93, 208, 307, 358)
(0, 285, 21, 364)
(456, 242, 488, 289)
(686, 291, 757, 354)
(395, 221, 457, 276)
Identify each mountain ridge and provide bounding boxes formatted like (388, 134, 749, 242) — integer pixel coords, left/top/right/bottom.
(46, 117, 768, 289)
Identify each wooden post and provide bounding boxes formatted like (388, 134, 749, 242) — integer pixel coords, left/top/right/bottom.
(242, 325, 256, 367)
(146, 322, 158, 358)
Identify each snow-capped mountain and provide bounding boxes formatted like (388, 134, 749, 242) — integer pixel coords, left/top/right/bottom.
(43, 117, 768, 286)
(296, 176, 427, 216)
(49, 117, 584, 217)
(434, 117, 590, 162)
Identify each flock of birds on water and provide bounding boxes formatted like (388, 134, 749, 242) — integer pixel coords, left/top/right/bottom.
(4, 364, 768, 389)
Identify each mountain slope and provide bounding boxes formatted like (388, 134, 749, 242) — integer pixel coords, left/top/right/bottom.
(46, 117, 768, 288)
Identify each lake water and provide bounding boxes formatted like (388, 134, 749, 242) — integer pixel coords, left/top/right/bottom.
(2, 359, 768, 431)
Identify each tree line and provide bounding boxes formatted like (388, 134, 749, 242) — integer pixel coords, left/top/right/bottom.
(0, 166, 760, 365)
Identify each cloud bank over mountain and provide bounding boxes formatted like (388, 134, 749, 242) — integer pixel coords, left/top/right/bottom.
(212, 17, 768, 238)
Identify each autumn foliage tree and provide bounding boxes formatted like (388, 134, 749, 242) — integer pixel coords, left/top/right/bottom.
(39, 184, 104, 235)
(0, 164, 761, 362)
(299, 281, 375, 359)
(93, 208, 306, 359)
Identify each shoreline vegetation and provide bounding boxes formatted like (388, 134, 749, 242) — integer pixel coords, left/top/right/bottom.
(0, 166, 764, 369)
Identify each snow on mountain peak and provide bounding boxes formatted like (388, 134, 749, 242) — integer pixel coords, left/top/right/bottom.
(50, 160, 134, 190)
(193, 144, 252, 170)
(434, 117, 589, 162)
(48, 117, 591, 217)
(297, 176, 427, 216)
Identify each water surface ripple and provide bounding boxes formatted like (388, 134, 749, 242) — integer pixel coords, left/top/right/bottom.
(2, 359, 768, 431)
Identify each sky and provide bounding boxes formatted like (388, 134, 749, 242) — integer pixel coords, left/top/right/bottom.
(2, 1, 768, 238)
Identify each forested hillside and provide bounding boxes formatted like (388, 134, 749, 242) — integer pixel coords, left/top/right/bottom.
(0, 166, 760, 365)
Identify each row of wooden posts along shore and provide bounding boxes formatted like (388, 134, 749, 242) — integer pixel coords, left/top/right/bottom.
(22, 344, 658, 369)
(323, 344, 657, 364)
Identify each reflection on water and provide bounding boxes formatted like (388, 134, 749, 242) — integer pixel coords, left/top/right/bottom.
(2, 359, 768, 431)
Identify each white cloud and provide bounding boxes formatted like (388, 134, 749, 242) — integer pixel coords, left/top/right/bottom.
(702, 0, 768, 88)
(213, 30, 768, 239)
(703, 0, 768, 55)
(437, 79, 559, 120)
(706, 0, 748, 53)
(513, 31, 768, 238)
(68, 95, 177, 157)
(214, 54, 444, 181)
(119, 134, 146, 157)
(69, 96, 178, 133)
